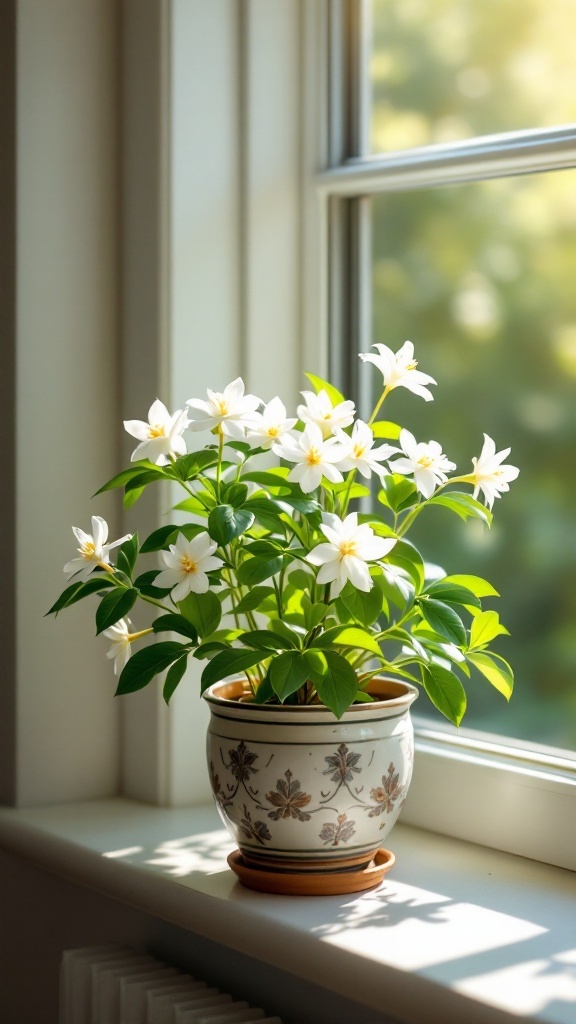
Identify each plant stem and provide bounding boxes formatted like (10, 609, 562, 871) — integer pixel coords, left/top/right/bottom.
(368, 386, 390, 426)
(216, 427, 224, 496)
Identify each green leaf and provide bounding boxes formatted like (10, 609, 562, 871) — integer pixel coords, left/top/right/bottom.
(241, 468, 291, 489)
(116, 641, 187, 695)
(241, 498, 283, 532)
(418, 599, 466, 646)
(95, 588, 138, 635)
(467, 651, 514, 699)
(179, 591, 222, 638)
(134, 569, 169, 597)
(327, 481, 371, 500)
(422, 664, 467, 726)
(140, 524, 204, 553)
(94, 461, 164, 495)
(387, 539, 425, 592)
(208, 504, 255, 546)
(268, 619, 303, 647)
(353, 690, 375, 703)
(237, 554, 283, 587)
(427, 491, 493, 527)
(443, 574, 499, 598)
(469, 610, 510, 649)
(314, 625, 382, 657)
(379, 474, 418, 513)
(425, 581, 481, 610)
(338, 583, 384, 628)
(302, 649, 328, 686)
(193, 629, 243, 660)
(314, 651, 359, 719)
(302, 596, 330, 630)
(123, 486, 145, 508)
(269, 651, 311, 701)
(239, 629, 296, 651)
(288, 569, 314, 591)
(221, 482, 249, 508)
(276, 495, 321, 516)
(170, 449, 218, 481)
(253, 672, 275, 704)
(243, 539, 286, 556)
(172, 495, 210, 516)
(152, 614, 198, 642)
(124, 471, 164, 495)
(46, 574, 116, 615)
(200, 649, 266, 692)
(234, 587, 275, 615)
(163, 655, 189, 704)
(116, 533, 139, 578)
(304, 372, 346, 407)
(371, 420, 402, 440)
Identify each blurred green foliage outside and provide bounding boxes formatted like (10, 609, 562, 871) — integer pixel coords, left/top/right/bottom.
(369, 1, 576, 748)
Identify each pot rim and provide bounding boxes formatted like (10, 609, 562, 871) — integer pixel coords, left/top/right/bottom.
(203, 675, 419, 714)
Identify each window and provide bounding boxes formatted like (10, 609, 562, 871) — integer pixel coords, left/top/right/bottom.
(8, 1, 575, 870)
(317, 0, 576, 867)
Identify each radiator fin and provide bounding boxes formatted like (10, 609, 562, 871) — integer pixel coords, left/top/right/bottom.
(59, 944, 283, 1024)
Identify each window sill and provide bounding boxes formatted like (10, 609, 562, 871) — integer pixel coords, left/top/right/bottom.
(0, 798, 574, 1024)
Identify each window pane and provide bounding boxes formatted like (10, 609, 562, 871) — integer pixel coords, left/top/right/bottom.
(371, 0, 576, 152)
(370, 170, 576, 750)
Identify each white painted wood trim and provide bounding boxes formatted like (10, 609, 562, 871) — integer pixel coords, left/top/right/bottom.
(13, 0, 121, 806)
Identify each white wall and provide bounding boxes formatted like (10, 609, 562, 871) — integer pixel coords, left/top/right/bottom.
(14, 0, 121, 804)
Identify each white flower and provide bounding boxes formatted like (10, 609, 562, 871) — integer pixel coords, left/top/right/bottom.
(124, 399, 189, 466)
(392, 429, 456, 498)
(297, 389, 355, 439)
(155, 532, 223, 602)
(333, 420, 397, 479)
(186, 377, 261, 440)
(272, 423, 346, 493)
(103, 618, 133, 676)
(306, 512, 396, 597)
(246, 396, 297, 449)
(469, 434, 519, 509)
(63, 516, 132, 580)
(360, 341, 436, 401)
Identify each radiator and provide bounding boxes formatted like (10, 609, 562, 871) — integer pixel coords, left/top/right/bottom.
(59, 944, 283, 1024)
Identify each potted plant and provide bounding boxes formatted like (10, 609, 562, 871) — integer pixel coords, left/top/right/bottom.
(49, 341, 518, 895)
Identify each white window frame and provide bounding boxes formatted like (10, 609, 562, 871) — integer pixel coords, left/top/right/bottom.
(320, 0, 576, 870)
(7, 0, 575, 872)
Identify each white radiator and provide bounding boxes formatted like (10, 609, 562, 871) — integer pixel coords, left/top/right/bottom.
(59, 944, 283, 1024)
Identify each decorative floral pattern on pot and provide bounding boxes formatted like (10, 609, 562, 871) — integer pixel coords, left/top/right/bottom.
(207, 719, 414, 862)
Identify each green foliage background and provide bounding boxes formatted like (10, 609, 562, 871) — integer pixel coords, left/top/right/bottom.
(370, 0, 576, 746)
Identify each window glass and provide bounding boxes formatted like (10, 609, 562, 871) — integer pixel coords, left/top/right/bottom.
(371, 0, 576, 152)
(370, 169, 576, 750)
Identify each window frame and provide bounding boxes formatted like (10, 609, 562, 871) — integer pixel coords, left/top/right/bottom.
(323, 0, 576, 869)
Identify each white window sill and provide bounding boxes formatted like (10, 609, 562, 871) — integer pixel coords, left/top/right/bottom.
(0, 799, 575, 1024)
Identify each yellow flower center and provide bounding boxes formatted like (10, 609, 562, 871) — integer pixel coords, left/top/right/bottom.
(217, 400, 229, 415)
(338, 540, 357, 557)
(417, 455, 434, 468)
(306, 446, 322, 465)
(406, 360, 418, 370)
(180, 556, 198, 575)
(323, 412, 333, 420)
(80, 541, 96, 560)
(353, 444, 366, 458)
(267, 426, 279, 437)
(148, 423, 166, 438)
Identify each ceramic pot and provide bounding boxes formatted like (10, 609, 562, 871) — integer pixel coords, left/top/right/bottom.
(204, 677, 418, 892)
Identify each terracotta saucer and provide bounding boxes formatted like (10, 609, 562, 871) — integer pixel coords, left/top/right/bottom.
(227, 847, 395, 896)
